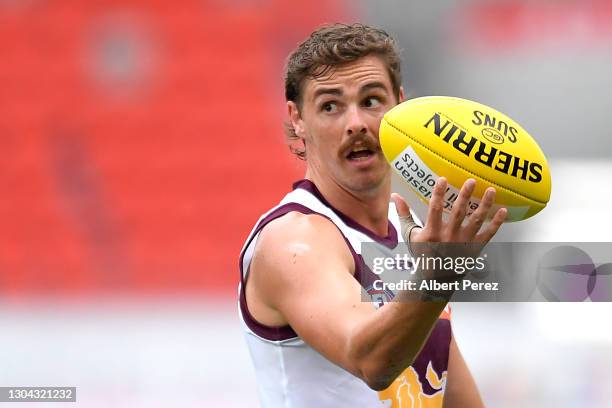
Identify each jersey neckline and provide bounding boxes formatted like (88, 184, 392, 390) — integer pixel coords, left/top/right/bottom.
(293, 179, 398, 248)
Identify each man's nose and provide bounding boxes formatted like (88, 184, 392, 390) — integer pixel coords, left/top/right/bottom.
(346, 105, 367, 136)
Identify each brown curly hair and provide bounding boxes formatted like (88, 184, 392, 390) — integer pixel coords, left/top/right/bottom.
(284, 23, 402, 159)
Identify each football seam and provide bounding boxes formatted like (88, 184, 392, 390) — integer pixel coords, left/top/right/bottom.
(384, 118, 547, 205)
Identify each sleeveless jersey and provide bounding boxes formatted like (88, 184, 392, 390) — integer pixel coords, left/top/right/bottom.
(239, 179, 452, 407)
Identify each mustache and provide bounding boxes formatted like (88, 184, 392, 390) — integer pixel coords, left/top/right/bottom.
(340, 136, 380, 155)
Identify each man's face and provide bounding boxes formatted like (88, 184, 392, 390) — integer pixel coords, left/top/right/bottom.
(289, 55, 403, 194)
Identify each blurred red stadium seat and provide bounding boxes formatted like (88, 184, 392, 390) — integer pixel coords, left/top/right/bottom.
(0, 0, 350, 297)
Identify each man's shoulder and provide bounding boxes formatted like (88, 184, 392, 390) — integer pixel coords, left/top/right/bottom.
(257, 210, 345, 254)
(249, 209, 355, 307)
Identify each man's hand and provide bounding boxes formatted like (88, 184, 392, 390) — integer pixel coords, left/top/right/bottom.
(392, 177, 507, 247)
(391, 177, 507, 297)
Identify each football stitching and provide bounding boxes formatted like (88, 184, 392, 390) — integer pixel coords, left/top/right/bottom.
(384, 118, 547, 205)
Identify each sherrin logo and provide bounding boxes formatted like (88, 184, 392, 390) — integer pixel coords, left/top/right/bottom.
(424, 112, 543, 183)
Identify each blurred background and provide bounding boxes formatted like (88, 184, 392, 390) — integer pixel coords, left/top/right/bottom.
(0, 0, 611, 406)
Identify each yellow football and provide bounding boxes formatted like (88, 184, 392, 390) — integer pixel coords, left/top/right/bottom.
(380, 96, 551, 222)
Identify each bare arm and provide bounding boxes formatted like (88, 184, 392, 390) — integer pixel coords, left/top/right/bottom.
(249, 211, 446, 390)
(443, 336, 485, 408)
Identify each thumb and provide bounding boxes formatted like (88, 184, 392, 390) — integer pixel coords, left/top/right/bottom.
(391, 193, 420, 244)
(391, 193, 412, 221)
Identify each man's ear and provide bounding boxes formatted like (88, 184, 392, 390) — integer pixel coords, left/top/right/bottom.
(287, 101, 305, 138)
(398, 86, 406, 103)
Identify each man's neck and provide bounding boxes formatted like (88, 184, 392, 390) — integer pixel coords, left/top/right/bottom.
(306, 173, 391, 237)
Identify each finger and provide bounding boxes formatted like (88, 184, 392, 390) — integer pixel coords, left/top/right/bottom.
(391, 193, 412, 221)
(425, 177, 447, 236)
(474, 207, 507, 243)
(447, 178, 475, 232)
(391, 193, 421, 243)
(465, 187, 496, 237)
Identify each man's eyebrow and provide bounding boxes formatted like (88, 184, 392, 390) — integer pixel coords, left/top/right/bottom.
(360, 81, 389, 94)
(312, 87, 343, 100)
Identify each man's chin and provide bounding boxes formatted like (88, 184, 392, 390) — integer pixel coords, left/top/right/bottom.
(342, 171, 389, 195)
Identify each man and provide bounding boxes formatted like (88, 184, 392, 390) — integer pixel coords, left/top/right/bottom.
(239, 23, 506, 407)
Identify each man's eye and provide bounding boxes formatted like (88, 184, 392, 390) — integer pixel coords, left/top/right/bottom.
(364, 97, 381, 108)
(322, 102, 337, 112)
